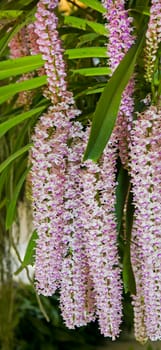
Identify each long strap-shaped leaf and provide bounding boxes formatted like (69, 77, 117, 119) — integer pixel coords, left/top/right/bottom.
(84, 33, 145, 161)
(0, 144, 32, 174)
(6, 167, 30, 229)
(66, 47, 107, 59)
(0, 76, 47, 104)
(0, 105, 47, 138)
(0, 54, 44, 80)
(79, 0, 106, 13)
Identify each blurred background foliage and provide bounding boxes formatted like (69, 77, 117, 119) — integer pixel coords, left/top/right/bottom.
(0, 0, 159, 349)
(0, 282, 134, 350)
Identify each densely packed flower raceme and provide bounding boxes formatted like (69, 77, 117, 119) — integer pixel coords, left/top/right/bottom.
(81, 134, 122, 339)
(60, 123, 96, 329)
(30, 0, 124, 338)
(34, 0, 73, 105)
(130, 106, 161, 342)
(31, 0, 81, 296)
(144, 0, 161, 82)
(59, 123, 122, 338)
(9, 27, 34, 107)
(9, 25, 40, 107)
(31, 106, 71, 295)
(101, 0, 135, 166)
(9, 27, 30, 58)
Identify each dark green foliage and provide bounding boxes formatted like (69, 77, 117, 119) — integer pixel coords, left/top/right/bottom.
(13, 285, 104, 350)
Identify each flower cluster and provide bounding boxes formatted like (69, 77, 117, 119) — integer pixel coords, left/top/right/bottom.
(59, 123, 122, 337)
(82, 134, 122, 339)
(30, 0, 123, 339)
(9, 27, 30, 58)
(34, 0, 69, 104)
(144, 0, 161, 82)
(130, 106, 161, 342)
(60, 124, 96, 329)
(101, 0, 135, 167)
(9, 25, 43, 107)
(31, 106, 71, 295)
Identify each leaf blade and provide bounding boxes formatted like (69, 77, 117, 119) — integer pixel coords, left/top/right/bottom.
(0, 105, 46, 138)
(72, 67, 111, 76)
(14, 230, 38, 275)
(84, 34, 145, 161)
(0, 144, 32, 174)
(0, 55, 44, 79)
(6, 167, 30, 229)
(0, 76, 47, 104)
(66, 47, 107, 59)
(79, 0, 106, 13)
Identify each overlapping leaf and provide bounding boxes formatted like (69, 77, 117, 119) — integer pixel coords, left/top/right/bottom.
(84, 34, 145, 161)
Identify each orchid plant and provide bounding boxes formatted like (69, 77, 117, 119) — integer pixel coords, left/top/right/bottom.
(0, 0, 160, 345)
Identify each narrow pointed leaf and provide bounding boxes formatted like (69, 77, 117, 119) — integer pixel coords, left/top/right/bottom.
(0, 105, 47, 138)
(123, 249, 136, 295)
(6, 167, 30, 229)
(0, 55, 43, 79)
(0, 10, 23, 19)
(115, 167, 129, 233)
(0, 76, 47, 104)
(72, 67, 111, 76)
(64, 16, 107, 35)
(86, 20, 108, 35)
(84, 34, 145, 161)
(14, 230, 38, 275)
(79, 0, 106, 13)
(75, 85, 104, 98)
(0, 144, 32, 174)
(64, 16, 87, 30)
(66, 47, 107, 59)
(78, 33, 99, 46)
(123, 191, 136, 295)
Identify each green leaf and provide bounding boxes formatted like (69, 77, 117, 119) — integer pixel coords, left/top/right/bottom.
(123, 191, 136, 295)
(86, 20, 108, 35)
(1, 0, 36, 10)
(64, 16, 87, 30)
(0, 76, 47, 104)
(84, 34, 145, 161)
(123, 244, 136, 295)
(0, 144, 32, 174)
(72, 67, 111, 77)
(6, 167, 30, 229)
(77, 33, 100, 47)
(79, 0, 106, 13)
(75, 85, 104, 98)
(0, 105, 47, 138)
(66, 47, 107, 59)
(64, 16, 108, 35)
(115, 167, 129, 233)
(0, 10, 23, 19)
(0, 55, 44, 79)
(14, 230, 38, 275)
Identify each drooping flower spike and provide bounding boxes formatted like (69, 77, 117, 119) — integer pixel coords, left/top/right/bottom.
(101, 0, 135, 167)
(31, 0, 124, 338)
(31, 0, 80, 295)
(130, 105, 161, 342)
(144, 0, 161, 82)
